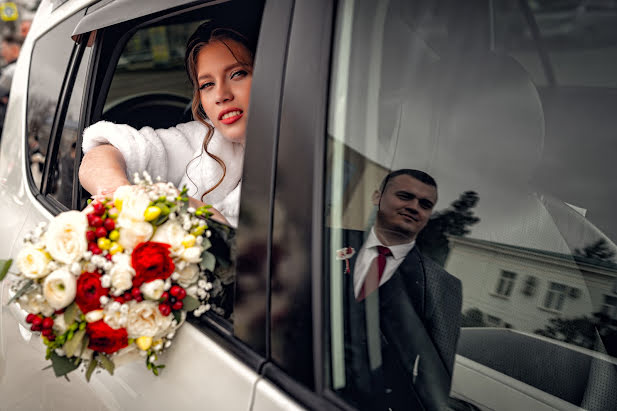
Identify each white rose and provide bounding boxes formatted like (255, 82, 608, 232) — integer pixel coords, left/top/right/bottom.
(140, 279, 165, 300)
(109, 263, 135, 295)
(43, 269, 77, 310)
(17, 290, 54, 316)
(126, 301, 172, 338)
(104, 308, 128, 329)
(116, 187, 150, 222)
(117, 217, 153, 251)
(16, 244, 51, 279)
(181, 247, 202, 263)
(176, 264, 199, 288)
(151, 221, 185, 252)
(85, 309, 104, 322)
(44, 211, 88, 264)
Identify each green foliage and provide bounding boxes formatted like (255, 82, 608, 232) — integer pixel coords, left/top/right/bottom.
(182, 295, 200, 312)
(0, 259, 12, 281)
(7, 279, 34, 304)
(64, 303, 79, 326)
(63, 328, 86, 357)
(97, 354, 115, 376)
(49, 351, 80, 377)
(85, 357, 98, 382)
(200, 251, 216, 272)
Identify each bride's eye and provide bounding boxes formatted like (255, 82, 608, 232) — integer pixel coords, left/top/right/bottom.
(230, 70, 248, 80)
(199, 81, 214, 90)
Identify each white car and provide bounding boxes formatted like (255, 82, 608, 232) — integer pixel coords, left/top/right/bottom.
(1, 0, 616, 410)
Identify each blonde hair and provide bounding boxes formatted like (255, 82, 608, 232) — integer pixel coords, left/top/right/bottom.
(185, 27, 254, 201)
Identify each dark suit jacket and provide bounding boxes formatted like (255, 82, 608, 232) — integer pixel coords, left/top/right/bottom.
(336, 228, 462, 411)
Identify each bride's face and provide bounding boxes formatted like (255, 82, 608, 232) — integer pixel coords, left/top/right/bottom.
(196, 39, 253, 145)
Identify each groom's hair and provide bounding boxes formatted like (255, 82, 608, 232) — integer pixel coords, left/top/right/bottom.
(379, 169, 437, 195)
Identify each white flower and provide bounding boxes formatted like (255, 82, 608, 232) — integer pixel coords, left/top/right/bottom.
(70, 262, 82, 276)
(85, 309, 104, 323)
(151, 221, 185, 252)
(126, 301, 173, 338)
(181, 247, 201, 263)
(52, 315, 68, 334)
(17, 289, 54, 316)
(16, 244, 51, 279)
(104, 306, 128, 329)
(101, 274, 111, 288)
(116, 218, 153, 251)
(140, 279, 165, 300)
(44, 211, 89, 264)
(116, 186, 150, 222)
(43, 269, 77, 310)
(109, 263, 134, 295)
(176, 264, 199, 288)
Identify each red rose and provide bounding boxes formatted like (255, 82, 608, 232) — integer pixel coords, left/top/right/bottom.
(131, 242, 175, 287)
(75, 271, 107, 313)
(86, 320, 128, 354)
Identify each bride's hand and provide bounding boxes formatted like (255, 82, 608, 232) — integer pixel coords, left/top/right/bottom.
(188, 197, 230, 226)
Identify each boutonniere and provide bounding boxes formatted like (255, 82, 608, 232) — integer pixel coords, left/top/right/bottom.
(335, 247, 355, 274)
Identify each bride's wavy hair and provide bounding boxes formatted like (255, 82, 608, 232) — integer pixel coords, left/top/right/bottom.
(185, 21, 256, 201)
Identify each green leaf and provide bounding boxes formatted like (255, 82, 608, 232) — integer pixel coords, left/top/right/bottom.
(172, 309, 182, 324)
(200, 251, 216, 272)
(97, 354, 115, 376)
(7, 279, 34, 305)
(182, 295, 200, 312)
(201, 237, 212, 251)
(85, 358, 98, 382)
(63, 303, 78, 326)
(0, 259, 12, 282)
(63, 328, 86, 358)
(81, 336, 90, 357)
(49, 351, 80, 377)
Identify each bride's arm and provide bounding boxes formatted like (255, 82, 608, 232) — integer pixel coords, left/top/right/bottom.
(79, 144, 130, 197)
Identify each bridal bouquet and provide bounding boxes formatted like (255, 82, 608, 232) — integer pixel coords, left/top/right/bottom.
(0, 174, 230, 381)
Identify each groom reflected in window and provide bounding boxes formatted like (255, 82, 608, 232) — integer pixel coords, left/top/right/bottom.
(338, 169, 462, 411)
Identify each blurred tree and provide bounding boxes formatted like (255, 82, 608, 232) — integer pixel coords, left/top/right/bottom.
(461, 307, 486, 328)
(574, 238, 616, 263)
(417, 190, 480, 265)
(535, 313, 617, 356)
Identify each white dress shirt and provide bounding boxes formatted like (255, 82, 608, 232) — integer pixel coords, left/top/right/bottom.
(353, 228, 416, 298)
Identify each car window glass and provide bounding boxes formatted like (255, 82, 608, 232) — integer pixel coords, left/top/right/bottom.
(103, 22, 198, 129)
(496, 0, 617, 87)
(26, 12, 84, 191)
(48, 44, 92, 209)
(89, 3, 265, 331)
(325, 0, 617, 410)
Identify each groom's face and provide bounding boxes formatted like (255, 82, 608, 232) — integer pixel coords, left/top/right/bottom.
(372, 175, 437, 241)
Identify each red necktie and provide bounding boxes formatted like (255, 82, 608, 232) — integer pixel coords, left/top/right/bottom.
(357, 245, 392, 301)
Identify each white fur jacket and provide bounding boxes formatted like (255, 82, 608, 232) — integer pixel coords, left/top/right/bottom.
(82, 120, 244, 227)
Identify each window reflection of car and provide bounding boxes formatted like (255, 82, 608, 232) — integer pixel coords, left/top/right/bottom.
(453, 328, 617, 410)
(530, 0, 617, 46)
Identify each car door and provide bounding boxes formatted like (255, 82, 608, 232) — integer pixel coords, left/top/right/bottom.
(0, 0, 305, 409)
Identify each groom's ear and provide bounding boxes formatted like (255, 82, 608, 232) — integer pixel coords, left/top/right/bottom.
(371, 190, 381, 206)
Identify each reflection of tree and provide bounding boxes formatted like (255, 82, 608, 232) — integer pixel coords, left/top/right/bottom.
(535, 313, 617, 356)
(417, 191, 480, 266)
(461, 308, 486, 328)
(574, 239, 616, 263)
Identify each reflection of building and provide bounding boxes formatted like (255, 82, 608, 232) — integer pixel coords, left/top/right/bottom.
(446, 236, 617, 333)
